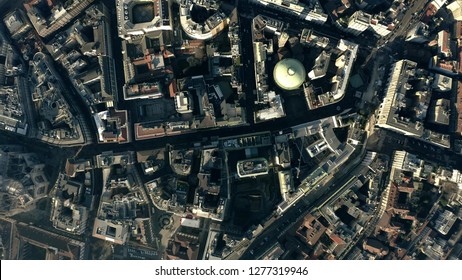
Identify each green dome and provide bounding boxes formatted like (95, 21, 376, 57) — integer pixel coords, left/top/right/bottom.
(273, 58, 306, 90)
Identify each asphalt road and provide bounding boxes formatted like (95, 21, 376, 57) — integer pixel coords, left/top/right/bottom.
(237, 14, 257, 125)
(0, 0, 357, 156)
(364, 0, 429, 66)
(380, 0, 430, 44)
(238, 152, 371, 260)
(367, 128, 462, 170)
(72, 7, 357, 156)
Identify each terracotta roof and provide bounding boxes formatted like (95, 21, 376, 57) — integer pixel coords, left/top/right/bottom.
(119, 127, 128, 142)
(169, 80, 177, 98)
(110, 109, 127, 125)
(437, 60, 456, 72)
(329, 234, 345, 245)
(296, 215, 327, 246)
(363, 238, 389, 256)
(135, 123, 165, 139)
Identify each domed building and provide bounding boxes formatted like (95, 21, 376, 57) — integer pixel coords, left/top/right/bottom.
(273, 58, 306, 91)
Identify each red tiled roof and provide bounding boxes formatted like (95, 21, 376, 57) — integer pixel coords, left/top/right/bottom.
(110, 109, 127, 125)
(437, 61, 456, 71)
(135, 123, 165, 140)
(329, 234, 345, 245)
(119, 127, 128, 142)
(169, 80, 177, 98)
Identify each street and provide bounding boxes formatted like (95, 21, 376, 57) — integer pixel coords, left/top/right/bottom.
(238, 151, 372, 259)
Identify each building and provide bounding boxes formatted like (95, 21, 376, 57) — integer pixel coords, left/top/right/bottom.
(255, 91, 285, 122)
(179, 0, 229, 40)
(261, 243, 285, 260)
(93, 219, 129, 245)
(93, 152, 149, 245)
(405, 22, 430, 43)
(134, 122, 166, 139)
(278, 170, 294, 200)
(251, 15, 288, 122)
(363, 238, 389, 256)
(170, 149, 194, 176)
(93, 109, 130, 143)
(421, 235, 449, 259)
(164, 225, 200, 260)
(377, 60, 451, 147)
(273, 58, 306, 90)
(30, 52, 85, 145)
(355, 0, 391, 11)
(347, 11, 371, 35)
(429, 56, 459, 77)
(17, 222, 85, 259)
(116, 0, 172, 40)
(331, 40, 359, 101)
(437, 30, 451, 58)
(369, 16, 392, 37)
(45, 4, 118, 108)
(0, 147, 48, 214)
(447, 0, 462, 21)
(308, 51, 331, 80)
(300, 28, 330, 48)
(376, 60, 425, 137)
(0, 83, 27, 136)
(123, 82, 163, 100)
(0, 32, 28, 135)
(456, 81, 462, 136)
(236, 158, 269, 178)
(434, 210, 457, 235)
(428, 99, 450, 126)
(422, 0, 445, 23)
(122, 32, 170, 85)
(174, 91, 193, 114)
(24, 0, 95, 38)
(250, 0, 328, 24)
(432, 74, 452, 92)
(296, 214, 328, 246)
(2, 10, 32, 40)
(50, 174, 89, 235)
(193, 148, 227, 221)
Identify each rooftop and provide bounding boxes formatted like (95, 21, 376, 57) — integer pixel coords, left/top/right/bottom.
(237, 158, 269, 178)
(116, 0, 172, 40)
(376, 60, 426, 137)
(274, 58, 306, 90)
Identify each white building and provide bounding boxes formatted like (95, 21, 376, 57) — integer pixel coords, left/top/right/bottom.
(174, 91, 193, 114)
(406, 22, 430, 43)
(347, 11, 371, 35)
(432, 74, 452, 92)
(447, 0, 462, 21)
(376, 60, 424, 137)
(251, 0, 327, 24)
(179, 0, 229, 40)
(434, 210, 457, 235)
(369, 19, 392, 37)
